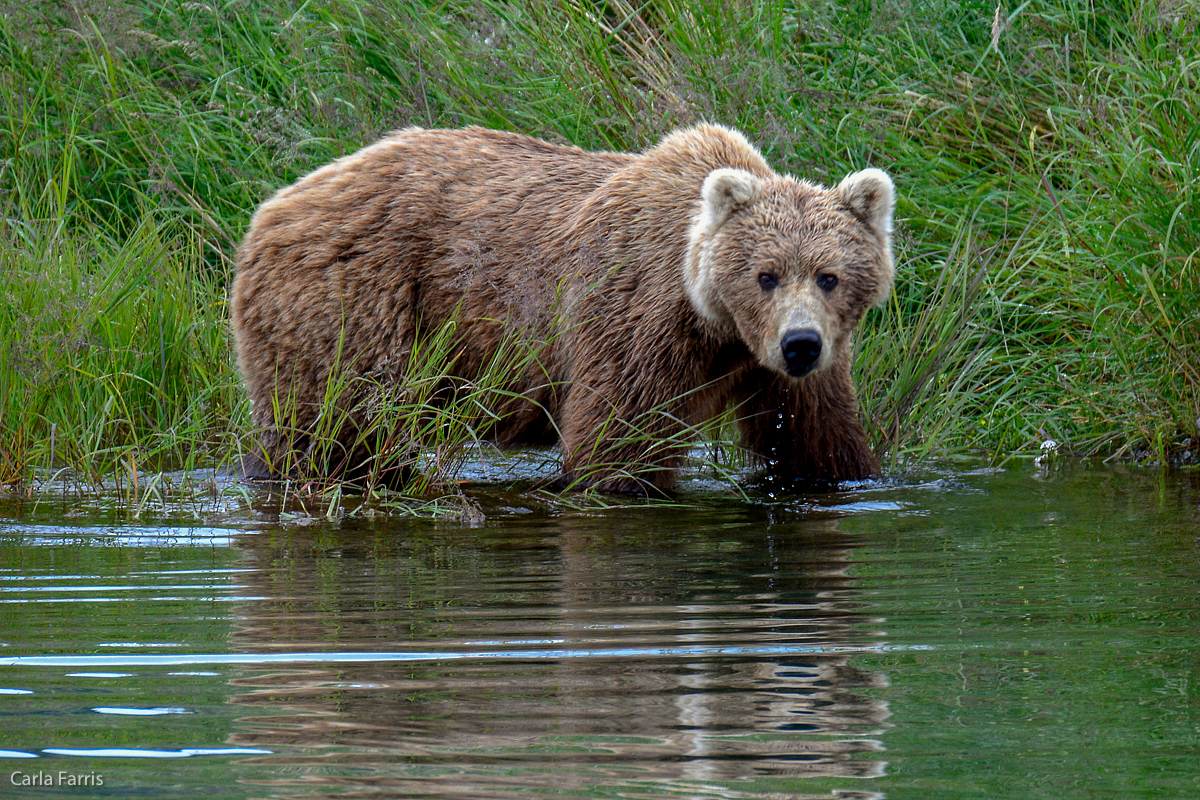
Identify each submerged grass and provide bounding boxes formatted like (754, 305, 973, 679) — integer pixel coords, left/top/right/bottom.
(1, 0, 1198, 507)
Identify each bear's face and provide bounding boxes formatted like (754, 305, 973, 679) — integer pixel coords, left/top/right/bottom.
(685, 168, 895, 380)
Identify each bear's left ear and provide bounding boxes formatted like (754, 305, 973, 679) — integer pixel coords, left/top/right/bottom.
(836, 168, 894, 239)
(837, 168, 896, 306)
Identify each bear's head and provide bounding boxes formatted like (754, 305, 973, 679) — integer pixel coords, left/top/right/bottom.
(685, 167, 895, 379)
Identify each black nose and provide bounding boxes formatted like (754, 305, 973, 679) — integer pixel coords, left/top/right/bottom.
(781, 329, 822, 376)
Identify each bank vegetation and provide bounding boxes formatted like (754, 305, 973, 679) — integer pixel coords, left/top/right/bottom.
(2, 0, 1196, 496)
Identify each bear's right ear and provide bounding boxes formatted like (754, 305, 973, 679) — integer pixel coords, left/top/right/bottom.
(685, 169, 759, 329)
(699, 168, 760, 232)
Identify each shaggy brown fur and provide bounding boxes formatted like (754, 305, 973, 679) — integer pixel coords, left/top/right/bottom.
(231, 124, 896, 493)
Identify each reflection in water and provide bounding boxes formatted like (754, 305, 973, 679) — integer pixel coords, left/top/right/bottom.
(4, 463, 1195, 798)
(225, 508, 888, 798)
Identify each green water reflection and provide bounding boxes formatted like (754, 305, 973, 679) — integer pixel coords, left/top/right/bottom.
(0, 461, 1196, 799)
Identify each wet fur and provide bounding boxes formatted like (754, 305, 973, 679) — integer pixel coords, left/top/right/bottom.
(231, 125, 895, 493)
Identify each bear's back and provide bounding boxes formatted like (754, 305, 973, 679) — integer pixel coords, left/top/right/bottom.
(230, 127, 638, 451)
(239, 127, 633, 267)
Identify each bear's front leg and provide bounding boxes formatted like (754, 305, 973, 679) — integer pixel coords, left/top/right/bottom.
(557, 396, 684, 495)
(735, 362, 879, 487)
(556, 375, 695, 496)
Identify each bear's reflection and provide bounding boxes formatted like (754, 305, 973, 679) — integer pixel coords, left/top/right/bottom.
(225, 501, 889, 799)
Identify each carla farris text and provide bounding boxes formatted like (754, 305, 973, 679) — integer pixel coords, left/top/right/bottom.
(11, 771, 104, 787)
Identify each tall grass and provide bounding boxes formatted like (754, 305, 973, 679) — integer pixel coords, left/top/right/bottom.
(0, 217, 244, 487)
(256, 314, 559, 495)
(1, 0, 1197, 496)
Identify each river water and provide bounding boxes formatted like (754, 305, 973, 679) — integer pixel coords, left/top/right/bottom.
(0, 459, 1197, 799)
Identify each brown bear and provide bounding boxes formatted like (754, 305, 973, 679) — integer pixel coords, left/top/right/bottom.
(231, 124, 895, 493)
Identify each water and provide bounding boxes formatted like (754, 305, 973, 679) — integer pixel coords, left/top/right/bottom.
(0, 460, 1197, 799)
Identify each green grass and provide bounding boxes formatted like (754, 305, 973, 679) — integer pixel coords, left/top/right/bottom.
(256, 312, 559, 495)
(0, 216, 244, 486)
(1, 0, 1197, 500)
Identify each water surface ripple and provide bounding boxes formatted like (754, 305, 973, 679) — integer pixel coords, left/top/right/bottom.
(0, 461, 1196, 799)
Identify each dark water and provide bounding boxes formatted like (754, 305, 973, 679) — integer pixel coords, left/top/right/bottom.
(1, 460, 1197, 799)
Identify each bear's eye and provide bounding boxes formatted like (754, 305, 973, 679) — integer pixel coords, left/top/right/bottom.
(816, 273, 838, 291)
(758, 273, 778, 291)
